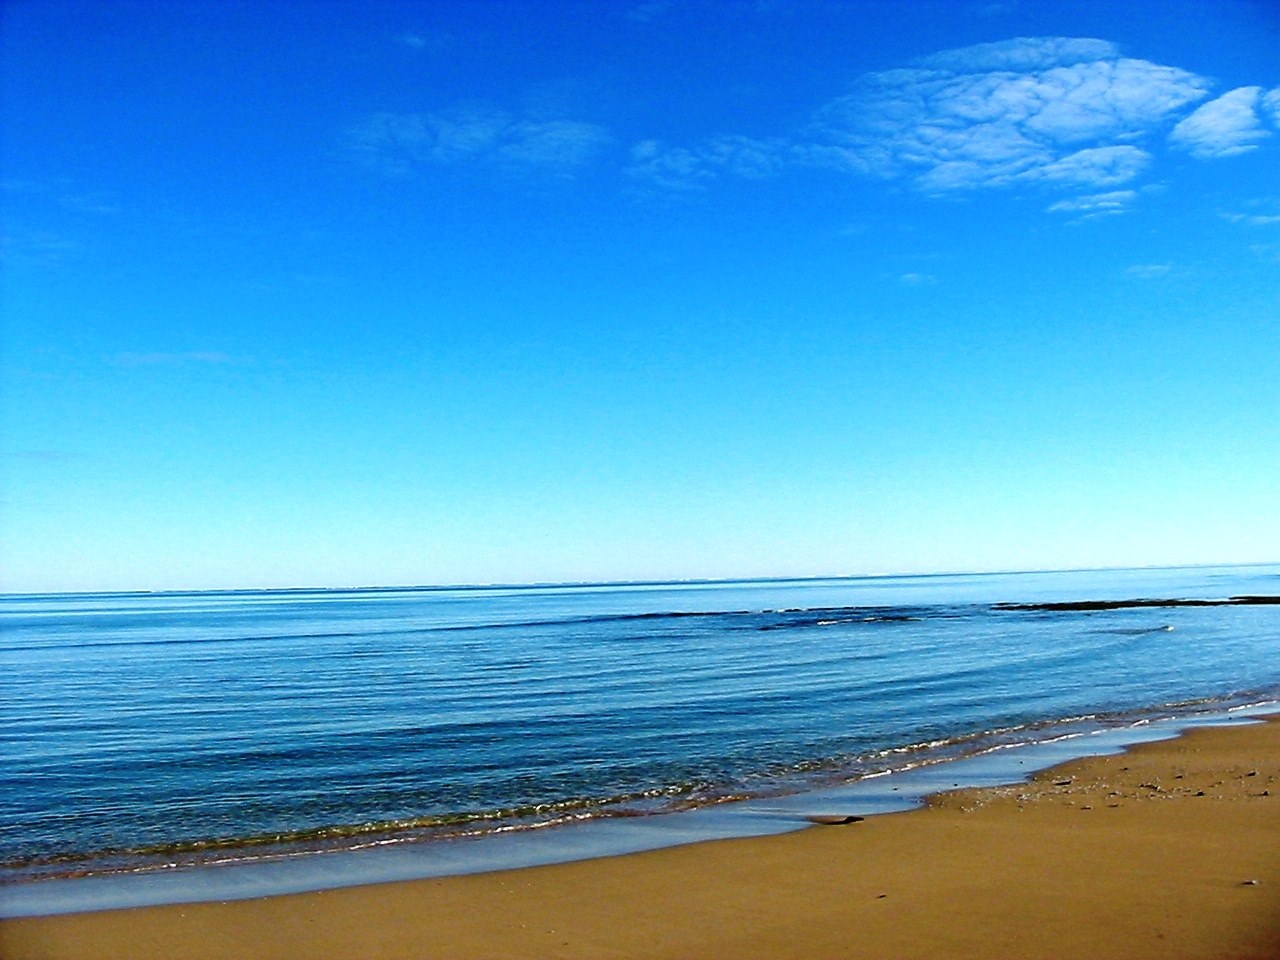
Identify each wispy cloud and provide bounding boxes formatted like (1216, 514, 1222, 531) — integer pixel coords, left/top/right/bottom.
(1169, 86, 1271, 159)
(2, 181, 120, 268)
(499, 119, 613, 167)
(1249, 243, 1280, 265)
(625, 141, 714, 191)
(1046, 190, 1137, 217)
(58, 193, 120, 215)
(398, 32, 454, 52)
(624, 135, 799, 190)
(3, 179, 121, 215)
(351, 107, 611, 176)
(1220, 198, 1280, 227)
(1124, 263, 1172, 279)
(701, 135, 798, 178)
(1227, 213, 1280, 226)
(1, 230, 83, 267)
(899, 272, 937, 285)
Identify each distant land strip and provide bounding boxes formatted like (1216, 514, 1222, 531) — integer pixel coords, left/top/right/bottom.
(994, 596, 1280, 612)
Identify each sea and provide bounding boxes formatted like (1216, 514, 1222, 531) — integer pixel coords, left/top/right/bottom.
(3, 563, 1279, 916)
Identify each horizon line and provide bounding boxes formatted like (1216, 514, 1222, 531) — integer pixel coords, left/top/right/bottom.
(4, 559, 1277, 599)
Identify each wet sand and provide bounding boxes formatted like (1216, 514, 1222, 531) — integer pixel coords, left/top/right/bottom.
(3, 715, 1278, 959)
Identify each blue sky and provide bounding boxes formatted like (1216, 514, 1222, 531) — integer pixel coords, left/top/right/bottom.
(3, 0, 1278, 592)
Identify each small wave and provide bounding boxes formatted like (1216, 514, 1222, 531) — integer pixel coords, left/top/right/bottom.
(0, 782, 713, 879)
(758, 607, 934, 631)
(7, 687, 1279, 887)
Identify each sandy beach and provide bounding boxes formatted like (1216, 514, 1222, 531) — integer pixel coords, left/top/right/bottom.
(3, 715, 1277, 960)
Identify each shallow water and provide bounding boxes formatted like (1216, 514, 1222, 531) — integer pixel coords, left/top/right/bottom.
(2, 564, 1278, 901)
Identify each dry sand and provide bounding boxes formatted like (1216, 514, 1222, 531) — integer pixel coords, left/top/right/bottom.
(3, 715, 1278, 960)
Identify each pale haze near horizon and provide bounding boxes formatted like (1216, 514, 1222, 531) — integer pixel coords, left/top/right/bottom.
(2, 0, 1278, 593)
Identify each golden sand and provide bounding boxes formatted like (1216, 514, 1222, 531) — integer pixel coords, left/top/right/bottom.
(3, 716, 1278, 959)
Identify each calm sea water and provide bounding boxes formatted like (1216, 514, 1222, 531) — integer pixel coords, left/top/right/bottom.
(2, 565, 1279, 890)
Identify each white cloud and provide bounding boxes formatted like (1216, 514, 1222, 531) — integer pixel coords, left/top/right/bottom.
(1169, 86, 1271, 158)
(1124, 263, 1172, 278)
(815, 37, 1209, 192)
(1225, 213, 1280, 226)
(1046, 190, 1136, 216)
(1221, 198, 1280, 227)
(1262, 87, 1280, 126)
(351, 108, 610, 175)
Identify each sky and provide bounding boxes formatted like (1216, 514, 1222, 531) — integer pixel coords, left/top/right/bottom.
(2, 0, 1278, 593)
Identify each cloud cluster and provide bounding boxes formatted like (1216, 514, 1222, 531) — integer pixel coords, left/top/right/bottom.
(814, 38, 1208, 193)
(351, 108, 611, 176)
(354, 36, 1276, 211)
(626, 37, 1277, 212)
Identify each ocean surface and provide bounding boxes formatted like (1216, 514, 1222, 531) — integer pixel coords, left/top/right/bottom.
(3, 564, 1279, 907)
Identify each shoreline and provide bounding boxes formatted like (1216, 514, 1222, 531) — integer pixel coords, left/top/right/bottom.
(3, 698, 1276, 918)
(3, 713, 1277, 959)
